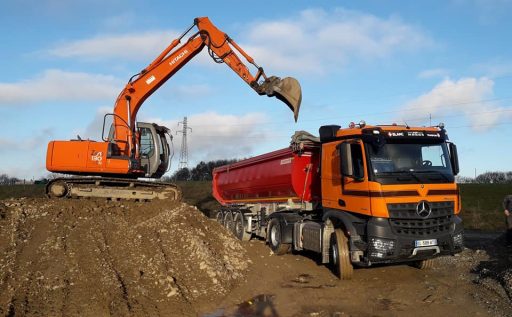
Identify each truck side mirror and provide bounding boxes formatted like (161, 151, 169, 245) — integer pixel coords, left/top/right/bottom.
(449, 143, 459, 175)
(339, 143, 354, 177)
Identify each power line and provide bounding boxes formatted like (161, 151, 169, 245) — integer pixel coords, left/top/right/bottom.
(176, 117, 192, 169)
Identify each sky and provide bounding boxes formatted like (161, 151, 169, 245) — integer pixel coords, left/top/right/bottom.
(1, 0, 511, 180)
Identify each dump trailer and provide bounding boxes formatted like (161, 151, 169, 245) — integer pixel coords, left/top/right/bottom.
(213, 122, 464, 279)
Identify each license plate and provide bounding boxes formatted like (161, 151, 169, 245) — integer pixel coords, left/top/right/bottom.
(415, 239, 438, 247)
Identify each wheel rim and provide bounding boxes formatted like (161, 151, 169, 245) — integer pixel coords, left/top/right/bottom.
(270, 225, 279, 247)
(224, 213, 233, 231)
(216, 212, 224, 223)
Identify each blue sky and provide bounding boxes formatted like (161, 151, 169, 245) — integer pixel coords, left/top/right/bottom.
(1, 0, 511, 179)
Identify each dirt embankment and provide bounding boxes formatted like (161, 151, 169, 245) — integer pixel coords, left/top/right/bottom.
(0, 198, 249, 316)
(1, 197, 511, 317)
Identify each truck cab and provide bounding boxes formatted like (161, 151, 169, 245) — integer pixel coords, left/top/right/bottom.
(319, 122, 463, 268)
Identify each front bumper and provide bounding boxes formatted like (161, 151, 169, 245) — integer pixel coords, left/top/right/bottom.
(355, 216, 464, 265)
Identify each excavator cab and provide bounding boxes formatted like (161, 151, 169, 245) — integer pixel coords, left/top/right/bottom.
(108, 122, 171, 178)
(138, 123, 171, 178)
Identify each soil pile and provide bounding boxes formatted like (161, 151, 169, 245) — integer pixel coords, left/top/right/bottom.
(0, 198, 249, 316)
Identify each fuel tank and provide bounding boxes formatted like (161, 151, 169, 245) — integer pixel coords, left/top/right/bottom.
(212, 146, 320, 205)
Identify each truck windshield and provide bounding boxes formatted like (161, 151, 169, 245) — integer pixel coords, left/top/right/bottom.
(367, 141, 454, 183)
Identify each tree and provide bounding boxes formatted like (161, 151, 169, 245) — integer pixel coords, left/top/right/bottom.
(474, 171, 510, 184)
(169, 158, 240, 181)
(173, 168, 191, 181)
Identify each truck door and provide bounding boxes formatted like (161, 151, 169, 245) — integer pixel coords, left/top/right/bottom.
(339, 140, 371, 216)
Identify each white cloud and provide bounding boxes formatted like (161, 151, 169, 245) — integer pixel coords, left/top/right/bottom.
(80, 107, 112, 140)
(0, 128, 54, 152)
(417, 68, 450, 79)
(240, 8, 432, 74)
(0, 128, 54, 179)
(0, 69, 121, 106)
(401, 77, 512, 130)
(47, 30, 180, 60)
(46, 8, 431, 75)
(146, 112, 271, 169)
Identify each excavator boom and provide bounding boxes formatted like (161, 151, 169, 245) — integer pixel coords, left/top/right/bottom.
(112, 17, 301, 157)
(45, 17, 302, 201)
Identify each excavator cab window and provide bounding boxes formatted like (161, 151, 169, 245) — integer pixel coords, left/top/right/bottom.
(140, 127, 155, 158)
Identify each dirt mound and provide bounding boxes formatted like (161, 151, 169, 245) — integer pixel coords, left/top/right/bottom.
(0, 198, 249, 316)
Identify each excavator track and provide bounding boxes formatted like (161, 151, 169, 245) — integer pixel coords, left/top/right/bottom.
(46, 177, 181, 201)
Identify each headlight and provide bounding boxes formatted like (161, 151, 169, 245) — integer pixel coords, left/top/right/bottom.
(453, 232, 464, 248)
(369, 237, 395, 258)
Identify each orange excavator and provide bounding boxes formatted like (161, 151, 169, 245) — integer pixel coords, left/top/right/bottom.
(45, 17, 302, 200)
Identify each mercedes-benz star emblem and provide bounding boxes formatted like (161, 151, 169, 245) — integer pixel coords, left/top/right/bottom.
(416, 201, 431, 218)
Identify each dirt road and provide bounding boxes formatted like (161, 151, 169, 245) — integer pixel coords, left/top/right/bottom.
(199, 239, 511, 317)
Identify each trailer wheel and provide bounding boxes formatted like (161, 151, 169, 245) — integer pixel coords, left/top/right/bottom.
(234, 212, 251, 241)
(267, 218, 291, 255)
(329, 229, 353, 280)
(224, 212, 235, 234)
(215, 211, 224, 224)
(410, 258, 435, 270)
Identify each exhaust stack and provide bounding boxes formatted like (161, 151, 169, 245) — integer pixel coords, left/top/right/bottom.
(258, 76, 302, 122)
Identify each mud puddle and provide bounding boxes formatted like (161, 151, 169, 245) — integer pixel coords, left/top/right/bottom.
(204, 294, 278, 317)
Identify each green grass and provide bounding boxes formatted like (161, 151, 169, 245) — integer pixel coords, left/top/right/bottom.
(0, 184, 46, 200)
(1, 182, 509, 231)
(459, 184, 511, 231)
(175, 181, 220, 217)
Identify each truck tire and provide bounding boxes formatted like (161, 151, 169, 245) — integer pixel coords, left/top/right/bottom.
(410, 258, 435, 270)
(234, 212, 251, 241)
(329, 229, 353, 280)
(267, 218, 291, 255)
(224, 212, 235, 233)
(215, 211, 224, 224)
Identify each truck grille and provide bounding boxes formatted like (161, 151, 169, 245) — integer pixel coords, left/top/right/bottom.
(387, 201, 453, 236)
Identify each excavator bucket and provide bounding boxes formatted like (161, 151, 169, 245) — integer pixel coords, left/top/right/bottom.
(259, 77, 302, 121)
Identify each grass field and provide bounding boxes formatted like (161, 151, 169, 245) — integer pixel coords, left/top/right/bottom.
(1, 182, 510, 231)
(459, 184, 511, 231)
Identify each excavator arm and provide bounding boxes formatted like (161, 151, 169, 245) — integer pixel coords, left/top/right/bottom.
(112, 17, 302, 157)
(46, 16, 301, 189)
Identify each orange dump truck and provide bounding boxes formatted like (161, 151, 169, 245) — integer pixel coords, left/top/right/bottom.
(213, 122, 463, 279)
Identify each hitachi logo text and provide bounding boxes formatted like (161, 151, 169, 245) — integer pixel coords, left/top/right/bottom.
(169, 50, 189, 66)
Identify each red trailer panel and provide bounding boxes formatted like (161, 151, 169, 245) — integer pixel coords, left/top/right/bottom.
(212, 147, 320, 205)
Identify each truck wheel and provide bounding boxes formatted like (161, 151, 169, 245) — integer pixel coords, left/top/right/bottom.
(329, 229, 353, 280)
(215, 211, 224, 224)
(410, 258, 435, 270)
(234, 212, 251, 241)
(224, 212, 235, 233)
(267, 218, 291, 255)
